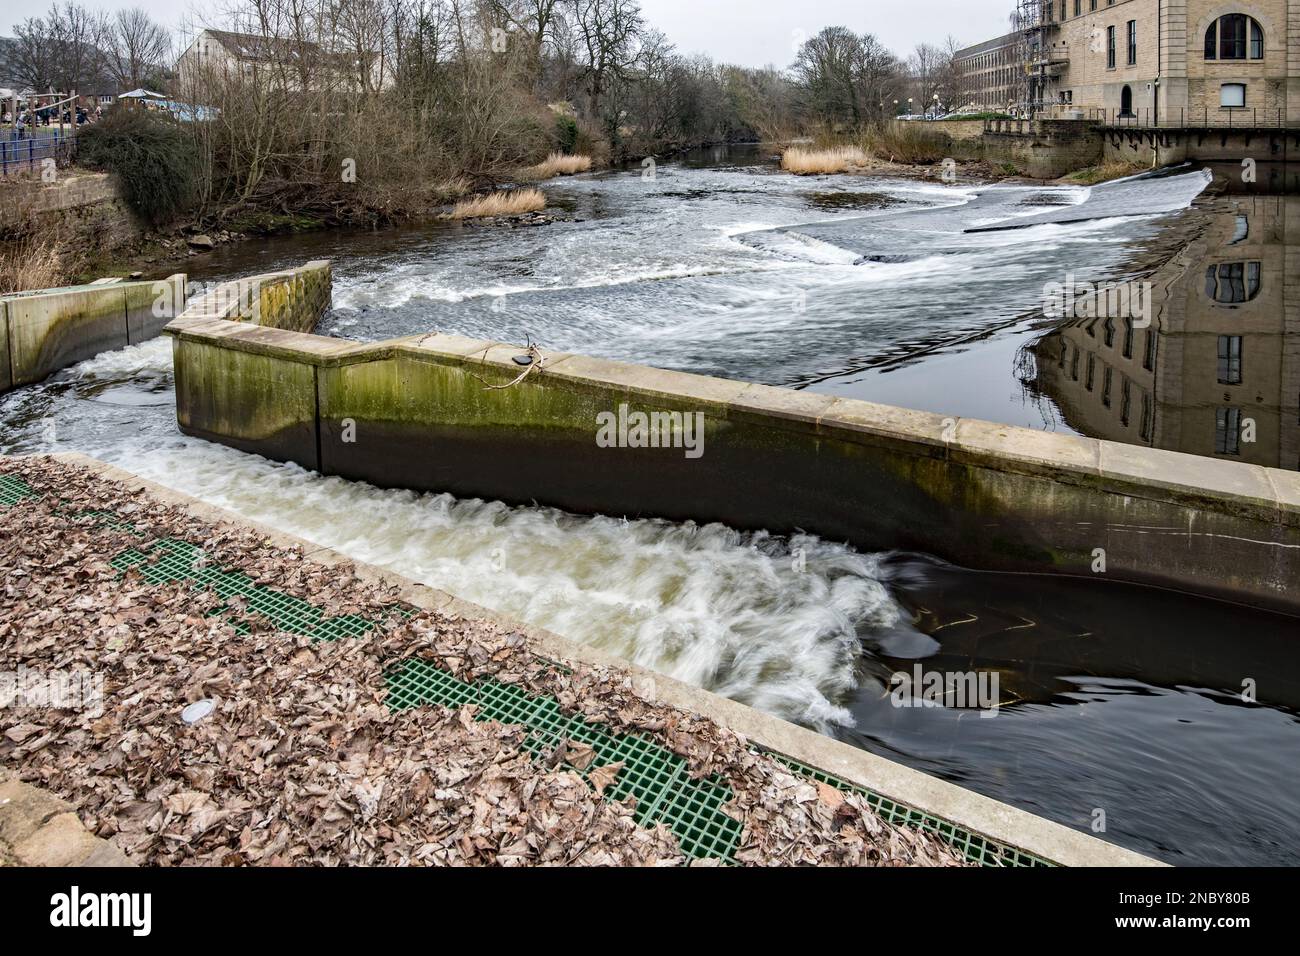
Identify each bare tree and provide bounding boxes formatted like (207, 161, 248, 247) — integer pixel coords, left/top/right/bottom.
(482, 0, 564, 86)
(106, 8, 172, 90)
(794, 26, 857, 128)
(567, 0, 642, 134)
(6, 17, 61, 91)
(794, 27, 899, 130)
(908, 41, 957, 114)
(49, 2, 111, 93)
(6, 3, 110, 93)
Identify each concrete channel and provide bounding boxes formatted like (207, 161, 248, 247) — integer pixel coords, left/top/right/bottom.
(12, 260, 1298, 865)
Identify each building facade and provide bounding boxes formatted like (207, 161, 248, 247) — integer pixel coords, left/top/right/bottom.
(955, 32, 1024, 111)
(176, 28, 387, 93)
(1034, 190, 1300, 470)
(958, 0, 1299, 124)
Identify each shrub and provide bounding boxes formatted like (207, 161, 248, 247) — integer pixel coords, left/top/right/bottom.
(1064, 160, 1145, 185)
(554, 113, 579, 154)
(780, 146, 868, 175)
(450, 188, 547, 219)
(77, 108, 199, 226)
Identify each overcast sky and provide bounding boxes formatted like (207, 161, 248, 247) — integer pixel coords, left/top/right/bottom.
(0, 0, 1015, 66)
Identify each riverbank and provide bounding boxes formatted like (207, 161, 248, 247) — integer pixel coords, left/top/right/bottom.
(64, 141, 1015, 285)
(0, 453, 987, 867)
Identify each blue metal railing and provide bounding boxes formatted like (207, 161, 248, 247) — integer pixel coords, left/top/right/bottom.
(0, 128, 78, 177)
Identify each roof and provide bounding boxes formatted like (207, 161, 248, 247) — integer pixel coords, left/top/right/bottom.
(199, 28, 325, 63)
(956, 32, 1022, 59)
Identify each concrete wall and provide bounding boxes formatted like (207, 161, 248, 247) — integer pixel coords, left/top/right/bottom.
(982, 119, 1105, 176)
(0, 273, 186, 393)
(175, 260, 331, 333)
(1100, 126, 1298, 163)
(165, 309, 1300, 615)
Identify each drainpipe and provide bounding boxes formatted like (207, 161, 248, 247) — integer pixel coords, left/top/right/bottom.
(1159, 0, 1170, 128)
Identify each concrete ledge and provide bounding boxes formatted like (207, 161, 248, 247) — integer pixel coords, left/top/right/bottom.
(40, 451, 1164, 867)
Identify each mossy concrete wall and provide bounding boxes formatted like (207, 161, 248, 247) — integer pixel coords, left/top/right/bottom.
(0, 273, 186, 393)
(174, 260, 330, 333)
(165, 262, 334, 462)
(164, 314, 1300, 615)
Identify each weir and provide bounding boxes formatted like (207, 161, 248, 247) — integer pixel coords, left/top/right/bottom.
(164, 261, 1300, 615)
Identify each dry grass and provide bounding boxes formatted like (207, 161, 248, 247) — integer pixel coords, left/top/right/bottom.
(525, 152, 593, 179)
(864, 124, 949, 165)
(450, 188, 547, 220)
(0, 233, 68, 294)
(1064, 160, 1146, 185)
(780, 146, 869, 175)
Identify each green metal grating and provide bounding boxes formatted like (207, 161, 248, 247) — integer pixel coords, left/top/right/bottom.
(768, 753, 1055, 867)
(112, 538, 380, 641)
(0, 475, 37, 508)
(385, 657, 744, 862)
(384, 655, 1055, 867)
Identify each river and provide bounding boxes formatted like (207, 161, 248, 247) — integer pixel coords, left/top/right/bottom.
(3, 145, 1297, 866)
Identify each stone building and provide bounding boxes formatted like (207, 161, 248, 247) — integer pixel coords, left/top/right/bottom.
(176, 28, 388, 93)
(957, 1, 1299, 124)
(954, 32, 1024, 111)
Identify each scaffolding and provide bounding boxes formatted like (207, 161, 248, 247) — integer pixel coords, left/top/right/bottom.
(1011, 0, 1058, 116)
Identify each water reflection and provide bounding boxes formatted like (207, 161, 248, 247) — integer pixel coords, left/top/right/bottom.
(1033, 180, 1298, 470)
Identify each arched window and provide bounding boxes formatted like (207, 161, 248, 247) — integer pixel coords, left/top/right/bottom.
(1204, 261, 1261, 303)
(1205, 14, 1264, 60)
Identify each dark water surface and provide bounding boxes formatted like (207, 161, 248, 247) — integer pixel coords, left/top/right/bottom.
(3, 146, 1298, 865)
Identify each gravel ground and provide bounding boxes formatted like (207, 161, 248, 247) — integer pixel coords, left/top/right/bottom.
(0, 454, 969, 867)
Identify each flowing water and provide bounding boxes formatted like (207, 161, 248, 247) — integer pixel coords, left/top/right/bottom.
(3, 145, 1298, 865)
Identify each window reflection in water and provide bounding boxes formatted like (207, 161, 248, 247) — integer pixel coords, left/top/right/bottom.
(1032, 190, 1298, 471)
